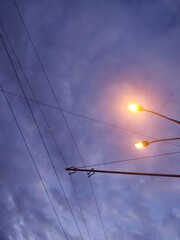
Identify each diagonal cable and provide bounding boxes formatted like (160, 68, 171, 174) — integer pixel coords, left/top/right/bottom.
(11, 1, 108, 238)
(1, 92, 179, 168)
(0, 32, 84, 240)
(0, 84, 67, 240)
(0, 21, 91, 240)
(78, 151, 180, 168)
(0, 89, 180, 150)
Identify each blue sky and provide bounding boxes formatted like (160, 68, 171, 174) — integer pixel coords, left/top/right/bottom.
(0, 0, 180, 239)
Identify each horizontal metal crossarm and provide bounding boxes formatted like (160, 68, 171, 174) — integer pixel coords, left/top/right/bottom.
(66, 167, 180, 178)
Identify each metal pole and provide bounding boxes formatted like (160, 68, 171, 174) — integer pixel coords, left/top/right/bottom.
(143, 108, 180, 125)
(150, 137, 180, 144)
(65, 167, 180, 178)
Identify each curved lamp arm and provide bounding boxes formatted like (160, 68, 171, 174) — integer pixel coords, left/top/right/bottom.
(128, 104, 180, 125)
(143, 108, 180, 125)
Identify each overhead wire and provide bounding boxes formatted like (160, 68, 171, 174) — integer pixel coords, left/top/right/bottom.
(0, 69, 67, 240)
(11, 1, 180, 238)
(1, 2, 179, 240)
(0, 32, 84, 240)
(0, 21, 91, 240)
(12, 0, 108, 238)
(0, 88, 180, 149)
(1, 91, 180, 169)
(0, 86, 67, 240)
(77, 151, 180, 168)
(1, 88, 179, 170)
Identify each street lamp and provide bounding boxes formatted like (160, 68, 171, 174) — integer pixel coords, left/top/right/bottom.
(129, 103, 180, 149)
(128, 103, 180, 124)
(128, 104, 143, 112)
(135, 138, 180, 149)
(64, 105, 180, 177)
(135, 141, 149, 149)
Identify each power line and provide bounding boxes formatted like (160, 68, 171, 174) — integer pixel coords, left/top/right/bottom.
(0, 32, 84, 240)
(12, 1, 108, 238)
(12, 2, 180, 238)
(1, 74, 179, 168)
(0, 82, 67, 240)
(2, 2, 179, 240)
(0, 88, 180, 150)
(77, 151, 180, 168)
(66, 167, 180, 178)
(0, 22, 91, 240)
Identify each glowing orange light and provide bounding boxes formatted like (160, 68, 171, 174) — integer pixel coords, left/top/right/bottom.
(128, 104, 139, 112)
(135, 142, 144, 149)
(135, 141, 149, 149)
(128, 104, 143, 112)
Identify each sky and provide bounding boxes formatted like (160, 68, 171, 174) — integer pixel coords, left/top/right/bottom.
(0, 0, 180, 239)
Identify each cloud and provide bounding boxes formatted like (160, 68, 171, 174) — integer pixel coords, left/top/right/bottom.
(1, 0, 180, 239)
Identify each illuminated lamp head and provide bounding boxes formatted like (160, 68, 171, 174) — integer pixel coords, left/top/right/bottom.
(135, 141, 149, 149)
(128, 104, 143, 112)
